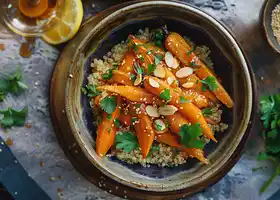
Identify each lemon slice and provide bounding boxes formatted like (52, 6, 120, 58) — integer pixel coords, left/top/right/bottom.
(42, 0, 83, 44)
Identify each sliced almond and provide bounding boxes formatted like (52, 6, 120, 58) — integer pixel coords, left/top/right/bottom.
(154, 65, 166, 78)
(134, 73, 142, 86)
(182, 82, 195, 89)
(175, 67, 193, 78)
(172, 57, 180, 69)
(153, 119, 166, 131)
(146, 105, 160, 118)
(158, 105, 178, 116)
(167, 77, 175, 85)
(165, 51, 175, 68)
(149, 78, 160, 88)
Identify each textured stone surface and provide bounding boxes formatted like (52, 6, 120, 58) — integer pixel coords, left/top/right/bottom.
(1, 0, 280, 199)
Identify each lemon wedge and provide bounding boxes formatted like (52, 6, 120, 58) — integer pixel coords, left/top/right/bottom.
(42, 0, 83, 44)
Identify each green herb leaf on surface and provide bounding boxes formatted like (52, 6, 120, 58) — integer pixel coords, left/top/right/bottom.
(0, 107, 28, 128)
(100, 96, 117, 114)
(115, 131, 139, 153)
(160, 89, 171, 101)
(101, 69, 113, 80)
(114, 119, 121, 128)
(200, 76, 218, 91)
(179, 123, 206, 149)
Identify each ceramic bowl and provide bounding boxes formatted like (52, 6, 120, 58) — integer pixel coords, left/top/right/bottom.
(262, 0, 280, 54)
(50, 1, 257, 199)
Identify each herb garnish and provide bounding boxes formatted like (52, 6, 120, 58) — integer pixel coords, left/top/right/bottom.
(0, 107, 28, 128)
(179, 123, 206, 149)
(200, 76, 218, 91)
(147, 64, 156, 75)
(154, 54, 163, 65)
(160, 89, 171, 101)
(114, 119, 121, 128)
(180, 96, 189, 103)
(115, 131, 139, 153)
(81, 84, 101, 97)
(202, 108, 213, 116)
(100, 96, 117, 114)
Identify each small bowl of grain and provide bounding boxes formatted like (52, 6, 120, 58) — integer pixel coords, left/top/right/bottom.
(262, 0, 280, 54)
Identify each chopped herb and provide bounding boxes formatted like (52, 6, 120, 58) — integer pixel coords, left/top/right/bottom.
(132, 117, 138, 123)
(180, 96, 190, 103)
(138, 55, 145, 62)
(190, 61, 196, 67)
(106, 114, 112, 120)
(132, 43, 139, 52)
(101, 69, 114, 80)
(129, 74, 136, 82)
(154, 54, 163, 65)
(200, 76, 218, 91)
(154, 30, 164, 47)
(179, 123, 206, 149)
(257, 94, 280, 193)
(147, 64, 156, 75)
(202, 108, 213, 116)
(135, 104, 141, 108)
(114, 119, 121, 128)
(155, 124, 163, 131)
(115, 131, 139, 153)
(147, 50, 154, 55)
(0, 67, 28, 100)
(187, 47, 195, 56)
(100, 96, 117, 114)
(134, 62, 144, 75)
(0, 107, 28, 128)
(159, 89, 171, 101)
(82, 84, 101, 97)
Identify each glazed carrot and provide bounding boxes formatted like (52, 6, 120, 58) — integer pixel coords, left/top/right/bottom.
(119, 113, 132, 126)
(205, 117, 217, 125)
(97, 85, 155, 104)
(143, 76, 216, 142)
(165, 32, 233, 108)
(178, 74, 218, 103)
(111, 70, 133, 86)
(94, 96, 102, 106)
(135, 105, 155, 158)
(166, 112, 190, 134)
(156, 132, 209, 164)
(128, 35, 165, 56)
(96, 96, 121, 157)
(143, 75, 208, 108)
(135, 53, 154, 72)
(118, 51, 135, 73)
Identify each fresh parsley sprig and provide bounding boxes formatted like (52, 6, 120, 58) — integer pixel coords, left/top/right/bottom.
(0, 107, 28, 128)
(81, 84, 101, 97)
(100, 96, 117, 114)
(179, 123, 206, 149)
(200, 76, 218, 91)
(0, 67, 28, 101)
(115, 131, 139, 153)
(258, 94, 280, 193)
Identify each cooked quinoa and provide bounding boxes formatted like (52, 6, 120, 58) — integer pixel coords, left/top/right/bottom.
(88, 27, 229, 167)
(272, 4, 280, 44)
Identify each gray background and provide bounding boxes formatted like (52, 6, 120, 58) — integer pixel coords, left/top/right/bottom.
(1, 0, 280, 199)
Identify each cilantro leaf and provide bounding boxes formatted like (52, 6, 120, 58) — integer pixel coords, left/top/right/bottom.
(179, 123, 206, 149)
(200, 76, 218, 91)
(101, 69, 114, 80)
(114, 119, 121, 128)
(0, 67, 28, 100)
(115, 131, 139, 153)
(180, 96, 189, 103)
(187, 47, 195, 56)
(100, 96, 117, 114)
(202, 108, 213, 116)
(147, 64, 156, 75)
(82, 85, 101, 97)
(138, 55, 145, 62)
(160, 89, 170, 101)
(154, 54, 163, 65)
(129, 74, 136, 82)
(0, 107, 28, 128)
